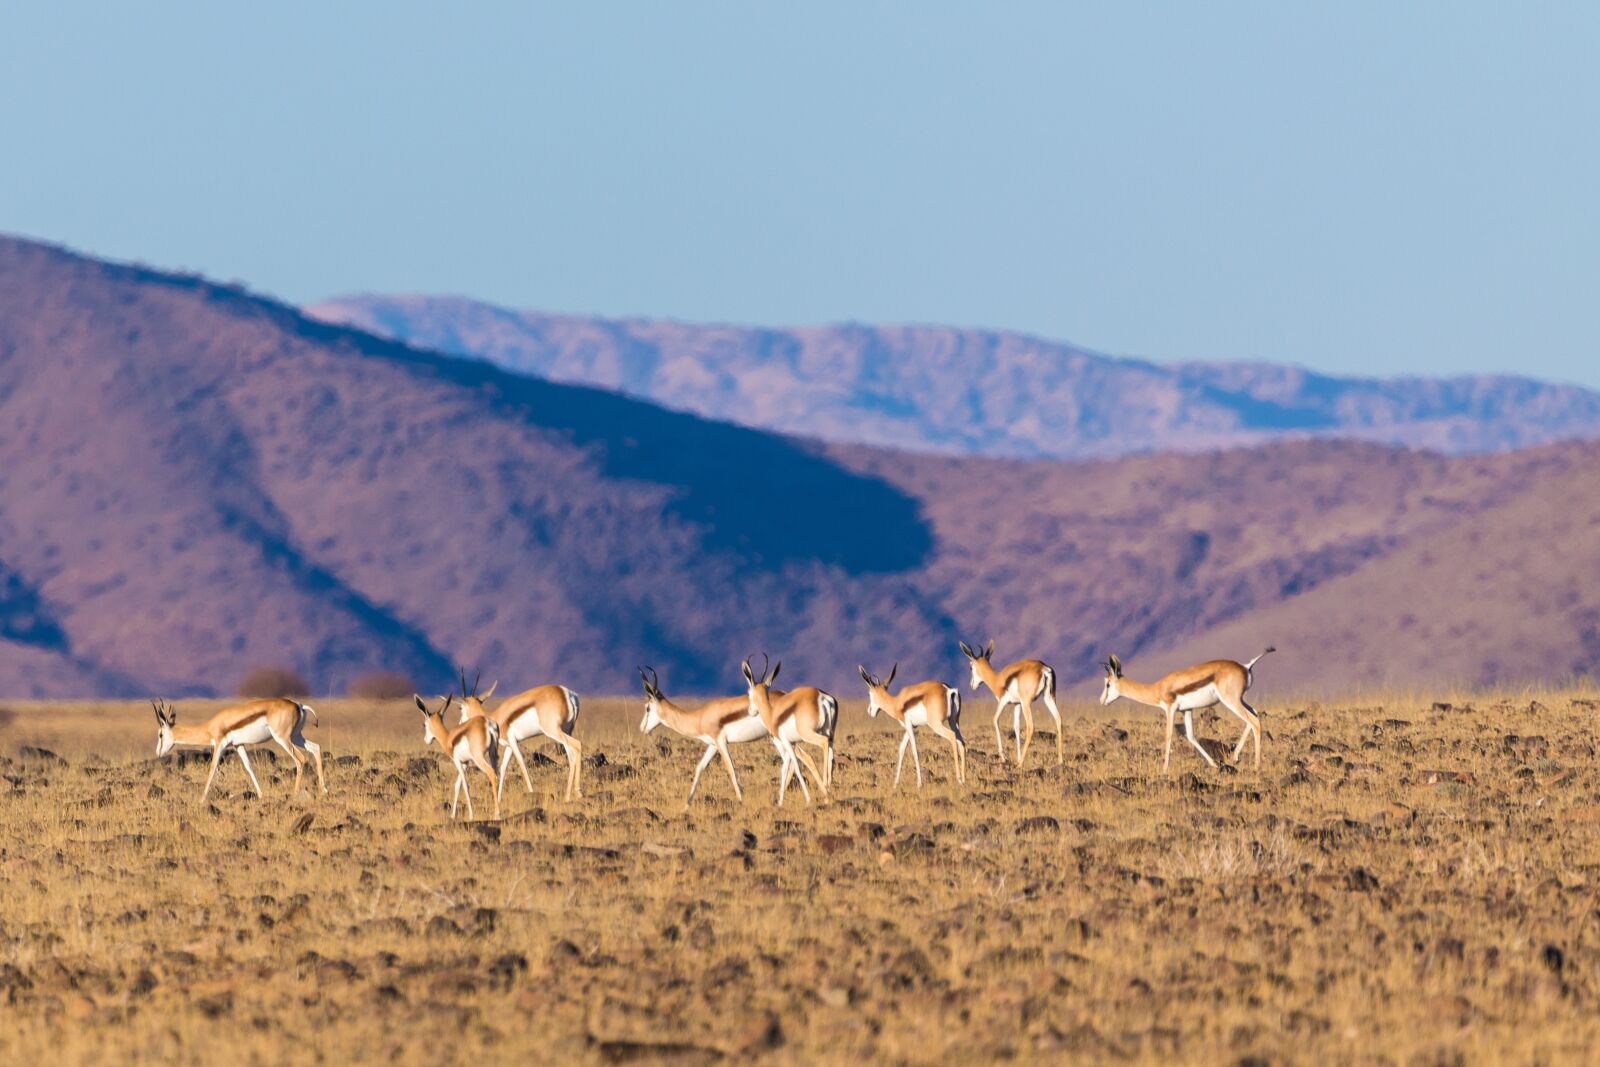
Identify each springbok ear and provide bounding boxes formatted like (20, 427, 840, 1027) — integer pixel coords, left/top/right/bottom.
(859, 665, 872, 685)
(1108, 654, 1122, 677)
(742, 660, 754, 686)
(769, 662, 781, 684)
(414, 695, 428, 714)
(481, 680, 498, 700)
(959, 641, 975, 659)
(984, 639, 995, 659)
(886, 663, 897, 687)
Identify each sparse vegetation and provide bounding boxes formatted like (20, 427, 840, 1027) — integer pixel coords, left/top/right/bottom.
(346, 670, 417, 700)
(1, 691, 1598, 1062)
(235, 665, 310, 699)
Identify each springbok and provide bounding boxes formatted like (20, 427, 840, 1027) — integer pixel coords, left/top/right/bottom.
(1099, 647, 1274, 771)
(453, 669, 583, 802)
(958, 639, 1062, 767)
(637, 666, 786, 804)
(859, 664, 965, 788)
(416, 692, 501, 819)
(152, 697, 326, 800)
(741, 654, 839, 805)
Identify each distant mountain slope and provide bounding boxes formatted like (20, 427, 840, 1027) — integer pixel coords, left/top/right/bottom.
(309, 294, 1600, 459)
(2, 235, 1597, 698)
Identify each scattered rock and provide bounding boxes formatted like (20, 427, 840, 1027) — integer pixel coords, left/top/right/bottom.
(1014, 815, 1060, 835)
(1345, 867, 1380, 892)
(487, 953, 528, 990)
(1542, 944, 1565, 974)
(425, 916, 462, 937)
(288, 813, 315, 835)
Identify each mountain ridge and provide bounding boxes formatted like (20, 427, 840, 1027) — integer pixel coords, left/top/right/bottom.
(309, 293, 1600, 460)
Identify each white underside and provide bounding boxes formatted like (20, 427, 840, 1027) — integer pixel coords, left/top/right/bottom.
(1173, 684, 1224, 713)
(716, 715, 773, 745)
(223, 721, 277, 747)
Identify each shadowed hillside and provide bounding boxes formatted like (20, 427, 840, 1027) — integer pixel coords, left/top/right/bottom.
(3, 235, 1598, 697)
(310, 294, 1600, 460)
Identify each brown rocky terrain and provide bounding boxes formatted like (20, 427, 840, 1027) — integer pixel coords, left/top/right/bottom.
(1, 235, 1597, 698)
(2, 693, 1598, 1063)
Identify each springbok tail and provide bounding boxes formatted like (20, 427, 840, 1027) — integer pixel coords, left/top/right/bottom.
(819, 693, 839, 740)
(563, 687, 581, 729)
(297, 702, 319, 727)
(1244, 646, 1277, 671)
(1041, 667, 1056, 699)
(946, 686, 962, 726)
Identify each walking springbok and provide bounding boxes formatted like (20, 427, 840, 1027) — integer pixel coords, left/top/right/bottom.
(1099, 647, 1274, 771)
(416, 692, 501, 819)
(152, 697, 326, 800)
(741, 654, 839, 805)
(958, 639, 1062, 767)
(637, 666, 785, 804)
(859, 664, 965, 788)
(453, 669, 583, 802)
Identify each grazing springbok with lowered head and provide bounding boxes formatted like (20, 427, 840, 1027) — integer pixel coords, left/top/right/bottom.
(860, 664, 965, 788)
(454, 668, 583, 802)
(152, 697, 326, 801)
(958, 639, 1062, 767)
(1099, 647, 1274, 771)
(637, 666, 786, 804)
(416, 692, 501, 819)
(742, 654, 839, 805)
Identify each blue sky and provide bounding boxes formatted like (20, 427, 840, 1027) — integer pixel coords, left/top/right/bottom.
(3, 2, 1597, 385)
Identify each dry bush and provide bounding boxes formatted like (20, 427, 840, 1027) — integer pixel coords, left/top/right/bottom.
(235, 665, 310, 698)
(345, 670, 415, 700)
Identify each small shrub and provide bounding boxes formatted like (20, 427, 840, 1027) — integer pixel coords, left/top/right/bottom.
(347, 671, 416, 700)
(236, 665, 311, 699)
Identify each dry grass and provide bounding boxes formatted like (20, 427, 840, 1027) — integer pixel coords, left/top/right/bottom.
(2, 689, 1599, 1064)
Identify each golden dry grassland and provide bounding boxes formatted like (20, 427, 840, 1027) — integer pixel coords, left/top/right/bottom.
(2, 689, 1599, 1065)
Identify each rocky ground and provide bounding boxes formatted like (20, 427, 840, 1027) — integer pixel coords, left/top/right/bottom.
(2, 694, 1599, 1064)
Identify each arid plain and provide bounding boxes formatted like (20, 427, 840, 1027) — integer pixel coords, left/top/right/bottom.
(3, 690, 1598, 1065)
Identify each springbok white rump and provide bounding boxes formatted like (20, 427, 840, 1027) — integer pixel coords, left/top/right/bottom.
(1099, 648, 1274, 771)
(958, 639, 1062, 767)
(454, 668, 583, 802)
(859, 663, 965, 788)
(416, 692, 501, 819)
(152, 697, 326, 801)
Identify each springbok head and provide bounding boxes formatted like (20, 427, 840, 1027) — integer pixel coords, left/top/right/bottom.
(857, 663, 898, 718)
(453, 667, 498, 723)
(741, 652, 781, 720)
(638, 666, 665, 733)
(957, 639, 995, 690)
(1099, 654, 1124, 705)
(415, 691, 455, 747)
(151, 698, 177, 757)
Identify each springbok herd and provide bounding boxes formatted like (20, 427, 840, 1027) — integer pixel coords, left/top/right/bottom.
(150, 641, 1276, 819)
